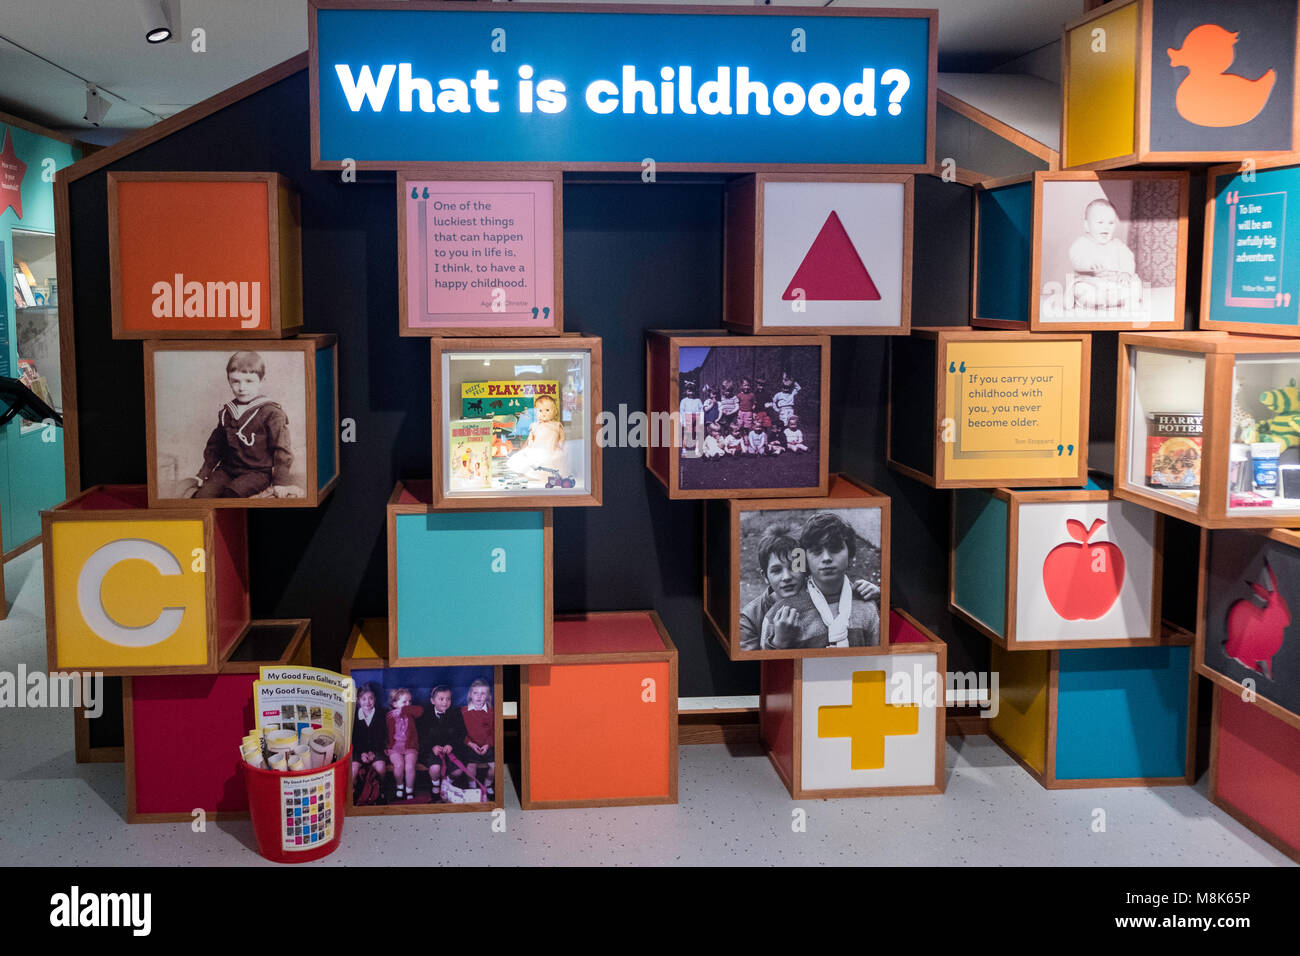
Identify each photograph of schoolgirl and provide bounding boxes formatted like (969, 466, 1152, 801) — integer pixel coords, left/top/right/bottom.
(348, 666, 497, 807)
(151, 348, 308, 500)
(1037, 176, 1182, 325)
(737, 507, 882, 651)
(677, 343, 821, 491)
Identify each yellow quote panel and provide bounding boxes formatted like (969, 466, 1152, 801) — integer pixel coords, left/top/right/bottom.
(52, 519, 210, 669)
(942, 338, 1083, 482)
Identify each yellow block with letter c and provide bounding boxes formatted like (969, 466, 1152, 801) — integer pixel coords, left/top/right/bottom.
(51, 519, 209, 669)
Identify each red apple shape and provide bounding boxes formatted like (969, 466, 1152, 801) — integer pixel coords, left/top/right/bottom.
(1041, 518, 1125, 620)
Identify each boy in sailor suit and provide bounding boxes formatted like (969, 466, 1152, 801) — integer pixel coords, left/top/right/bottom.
(191, 351, 302, 498)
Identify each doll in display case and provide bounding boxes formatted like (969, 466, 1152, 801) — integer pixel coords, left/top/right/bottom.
(507, 394, 573, 487)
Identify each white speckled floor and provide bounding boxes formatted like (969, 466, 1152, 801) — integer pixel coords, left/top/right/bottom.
(1, 545, 1293, 866)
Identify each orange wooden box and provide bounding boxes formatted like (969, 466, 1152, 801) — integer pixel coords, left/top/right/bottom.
(108, 171, 302, 338)
(887, 327, 1091, 488)
(703, 474, 891, 660)
(41, 485, 249, 676)
(645, 330, 830, 499)
(1115, 331, 1300, 528)
(722, 172, 913, 336)
(760, 609, 947, 799)
(124, 619, 311, 823)
(520, 611, 678, 810)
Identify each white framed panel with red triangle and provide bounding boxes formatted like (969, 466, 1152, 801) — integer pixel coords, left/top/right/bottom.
(724, 173, 913, 335)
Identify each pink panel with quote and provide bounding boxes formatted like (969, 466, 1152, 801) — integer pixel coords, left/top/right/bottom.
(399, 174, 561, 336)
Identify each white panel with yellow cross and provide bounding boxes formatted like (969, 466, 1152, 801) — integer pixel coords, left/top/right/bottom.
(801, 653, 941, 791)
(50, 518, 211, 670)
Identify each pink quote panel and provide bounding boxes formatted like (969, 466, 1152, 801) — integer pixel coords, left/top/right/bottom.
(405, 179, 555, 329)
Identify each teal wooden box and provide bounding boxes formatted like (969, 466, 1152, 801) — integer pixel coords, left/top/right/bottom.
(386, 481, 552, 665)
(989, 641, 1195, 788)
(972, 170, 1188, 331)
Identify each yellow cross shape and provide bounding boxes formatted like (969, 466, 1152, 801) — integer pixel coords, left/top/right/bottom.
(818, 670, 918, 770)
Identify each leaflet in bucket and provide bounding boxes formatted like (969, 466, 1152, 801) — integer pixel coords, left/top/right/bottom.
(241, 665, 355, 772)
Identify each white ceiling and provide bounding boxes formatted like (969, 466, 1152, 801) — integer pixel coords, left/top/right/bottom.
(0, 0, 1084, 140)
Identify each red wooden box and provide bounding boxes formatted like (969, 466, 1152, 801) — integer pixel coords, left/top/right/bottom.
(124, 619, 311, 823)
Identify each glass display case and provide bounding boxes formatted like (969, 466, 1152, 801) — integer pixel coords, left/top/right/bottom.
(431, 337, 601, 508)
(11, 228, 60, 427)
(1117, 331, 1300, 527)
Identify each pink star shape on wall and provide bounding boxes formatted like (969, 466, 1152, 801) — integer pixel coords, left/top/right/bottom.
(0, 129, 27, 220)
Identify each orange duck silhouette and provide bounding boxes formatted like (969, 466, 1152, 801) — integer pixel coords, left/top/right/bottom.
(1168, 24, 1276, 128)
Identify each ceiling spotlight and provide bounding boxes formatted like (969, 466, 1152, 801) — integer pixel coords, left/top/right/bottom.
(137, 0, 173, 44)
(83, 84, 110, 126)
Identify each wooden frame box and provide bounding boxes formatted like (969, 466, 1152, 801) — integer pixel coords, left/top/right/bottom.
(144, 334, 340, 509)
(1209, 685, 1300, 863)
(520, 611, 678, 809)
(988, 640, 1195, 788)
(703, 474, 891, 659)
(1197, 527, 1300, 730)
(1115, 331, 1300, 527)
(398, 170, 563, 337)
(1061, 0, 1300, 171)
(646, 330, 830, 499)
(108, 171, 302, 339)
(341, 619, 503, 815)
(759, 609, 946, 799)
(430, 336, 602, 508)
(124, 618, 311, 823)
(887, 327, 1090, 488)
(73, 678, 125, 764)
(972, 170, 1188, 331)
(42, 485, 249, 676)
(723, 173, 913, 335)
(1202, 153, 1300, 337)
(950, 482, 1165, 650)
(386, 481, 552, 665)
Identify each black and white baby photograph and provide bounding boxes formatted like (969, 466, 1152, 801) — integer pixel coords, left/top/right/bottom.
(737, 506, 882, 651)
(1037, 175, 1183, 325)
(151, 348, 309, 500)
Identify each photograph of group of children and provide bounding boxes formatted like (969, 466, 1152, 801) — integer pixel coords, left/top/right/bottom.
(1037, 175, 1182, 325)
(737, 506, 883, 651)
(348, 666, 497, 807)
(677, 343, 821, 491)
(151, 347, 309, 500)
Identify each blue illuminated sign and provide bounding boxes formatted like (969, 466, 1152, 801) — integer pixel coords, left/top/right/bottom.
(310, 3, 934, 168)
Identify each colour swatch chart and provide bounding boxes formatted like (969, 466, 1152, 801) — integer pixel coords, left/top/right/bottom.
(282, 769, 334, 852)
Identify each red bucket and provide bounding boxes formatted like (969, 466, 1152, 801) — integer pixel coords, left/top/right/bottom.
(242, 750, 350, 863)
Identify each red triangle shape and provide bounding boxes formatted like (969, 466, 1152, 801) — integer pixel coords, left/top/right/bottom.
(782, 210, 880, 301)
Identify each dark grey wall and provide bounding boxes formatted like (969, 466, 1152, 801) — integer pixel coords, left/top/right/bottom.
(67, 69, 990, 697)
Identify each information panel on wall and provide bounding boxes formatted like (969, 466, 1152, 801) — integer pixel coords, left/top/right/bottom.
(309, 1, 935, 169)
